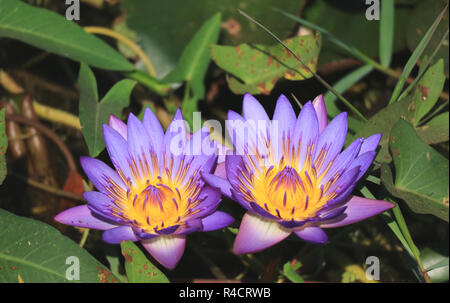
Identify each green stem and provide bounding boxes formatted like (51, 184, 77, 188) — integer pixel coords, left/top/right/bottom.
(79, 228, 90, 248)
(391, 204, 431, 283)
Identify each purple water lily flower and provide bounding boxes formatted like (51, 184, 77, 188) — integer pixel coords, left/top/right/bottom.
(202, 93, 394, 254)
(55, 108, 234, 269)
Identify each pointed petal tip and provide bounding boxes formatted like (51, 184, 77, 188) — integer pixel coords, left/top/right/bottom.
(276, 93, 289, 103)
(359, 133, 383, 155)
(126, 111, 139, 123)
(319, 196, 395, 228)
(54, 205, 117, 230)
(312, 95, 328, 133)
(108, 114, 120, 126)
(173, 108, 183, 120)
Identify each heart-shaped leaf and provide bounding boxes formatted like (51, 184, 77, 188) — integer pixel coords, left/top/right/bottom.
(352, 60, 448, 162)
(381, 120, 449, 222)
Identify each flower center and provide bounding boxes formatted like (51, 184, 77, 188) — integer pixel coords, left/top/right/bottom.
(104, 155, 204, 234)
(234, 139, 342, 222)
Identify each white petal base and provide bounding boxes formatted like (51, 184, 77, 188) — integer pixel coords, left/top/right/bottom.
(233, 212, 291, 254)
(141, 235, 186, 270)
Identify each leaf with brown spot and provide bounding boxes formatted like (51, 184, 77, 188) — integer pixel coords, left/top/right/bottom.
(413, 59, 445, 124)
(351, 61, 448, 163)
(120, 241, 169, 283)
(415, 112, 449, 144)
(210, 35, 320, 95)
(381, 120, 449, 222)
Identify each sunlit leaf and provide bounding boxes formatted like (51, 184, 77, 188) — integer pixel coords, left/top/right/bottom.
(421, 247, 449, 283)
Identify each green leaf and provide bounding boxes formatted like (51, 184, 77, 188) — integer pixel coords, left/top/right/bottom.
(381, 120, 449, 221)
(425, 255, 449, 272)
(413, 59, 446, 124)
(406, 0, 449, 74)
(388, 2, 447, 104)
(104, 244, 127, 283)
(181, 95, 199, 130)
(379, 0, 394, 67)
(112, 18, 139, 60)
(122, 0, 303, 77)
(0, 0, 133, 71)
(211, 35, 320, 95)
(164, 13, 221, 99)
(352, 77, 447, 162)
(282, 262, 304, 283)
(415, 112, 449, 144)
(125, 71, 171, 96)
(0, 109, 6, 185)
(78, 63, 136, 157)
(380, 211, 414, 258)
(352, 94, 415, 163)
(421, 247, 449, 282)
(120, 240, 169, 283)
(0, 208, 118, 282)
(277, 1, 411, 67)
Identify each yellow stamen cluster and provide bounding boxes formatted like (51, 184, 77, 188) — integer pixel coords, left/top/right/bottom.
(235, 135, 342, 222)
(103, 153, 204, 234)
